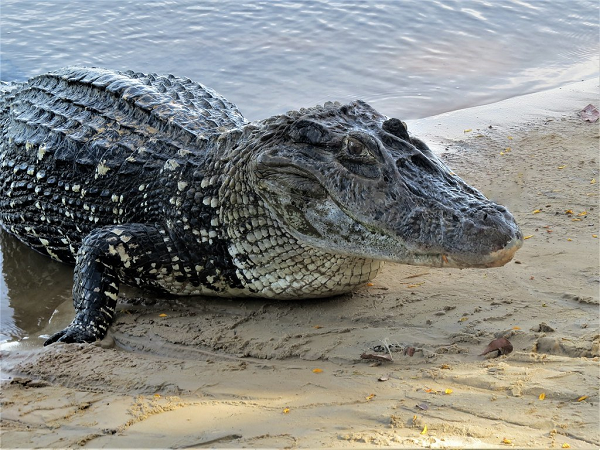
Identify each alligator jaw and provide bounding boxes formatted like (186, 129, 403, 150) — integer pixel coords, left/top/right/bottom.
(441, 235, 523, 268)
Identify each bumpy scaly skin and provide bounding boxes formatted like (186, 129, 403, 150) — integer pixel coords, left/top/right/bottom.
(0, 67, 522, 345)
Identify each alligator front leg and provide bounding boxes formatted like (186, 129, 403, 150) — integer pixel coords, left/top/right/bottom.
(44, 224, 174, 345)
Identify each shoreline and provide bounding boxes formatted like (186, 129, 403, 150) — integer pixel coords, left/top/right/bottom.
(1, 81, 598, 449)
(408, 78, 598, 152)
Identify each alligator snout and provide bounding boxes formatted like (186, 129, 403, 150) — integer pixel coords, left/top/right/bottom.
(444, 203, 523, 268)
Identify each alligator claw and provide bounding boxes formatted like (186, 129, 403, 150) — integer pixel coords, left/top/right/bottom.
(44, 327, 99, 346)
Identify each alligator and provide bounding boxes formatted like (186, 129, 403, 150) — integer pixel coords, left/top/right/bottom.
(0, 67, 523, 345)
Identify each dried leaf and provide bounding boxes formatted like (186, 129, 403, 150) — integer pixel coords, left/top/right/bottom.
(480, 337, 513, 357)
(532, 209, 541, 214)
(593, 235, 598, 238)
(577, 211, 588, 216)
(420, 425, 428, 435)
(591, 178, 596, 185)
(523, 235, 534, 240)
(562, 443, 571, 449)
(557, 165, 566, 169)
(512, 326, 521, 330)
(579, 103, 599, 122)
(283, 407, 290, 414)
(502, 438, 512, 445)
(565, 209, 574, 214)
(365, 393, 376, 401)
(360, 353, 393, 362)
(445, 388, 453, 395)
(158, 313, 168, 317)
(312, 368, 323, 373)
(577, 395, 588, 402)
(464, 128, 472, 133)
(313, 325, 323, 329)
(539, 393, 546, 400)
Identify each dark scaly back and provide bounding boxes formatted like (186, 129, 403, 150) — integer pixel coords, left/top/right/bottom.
(0, 67, 248, 263)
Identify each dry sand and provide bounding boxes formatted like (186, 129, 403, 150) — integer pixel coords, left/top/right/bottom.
(1, 80, 598, 449)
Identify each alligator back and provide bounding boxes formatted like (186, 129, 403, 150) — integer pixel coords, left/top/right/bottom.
(0, 67, 246, 262)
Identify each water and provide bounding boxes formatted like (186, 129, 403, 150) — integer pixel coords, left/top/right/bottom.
(0, 0, 598, 345)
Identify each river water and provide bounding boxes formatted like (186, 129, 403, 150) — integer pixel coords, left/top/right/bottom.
(0, 0, 598, 345)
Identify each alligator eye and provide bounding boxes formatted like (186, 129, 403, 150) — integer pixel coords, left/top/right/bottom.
(344, 137, 370, 158)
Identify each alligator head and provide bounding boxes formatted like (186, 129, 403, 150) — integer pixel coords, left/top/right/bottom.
(251, 101, 522, 268)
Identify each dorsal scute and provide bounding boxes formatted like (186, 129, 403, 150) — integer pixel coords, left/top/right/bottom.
(45, 67, 248, 132)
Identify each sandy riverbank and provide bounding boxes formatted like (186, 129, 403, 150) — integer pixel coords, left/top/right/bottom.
(1, 80, 598, 449)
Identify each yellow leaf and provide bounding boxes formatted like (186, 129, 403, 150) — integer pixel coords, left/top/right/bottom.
(500, 152, 505, 156)
(562, 444, 571, 449)
(159, 313, 167, 317)
(459, 317, 468, 322)
(572, 218, 582, 222)
(565, 209, 574, 214)
(507, 136, 513, 140)
(512, 326, 521, 330)
(523, 235, 534, 240)
(505, 147, 511, 152)
(365, 393, 376, 401)
(464, 129, 472, 133)
(502, 438, 512, 445)
(444, 388, 453, 395)
(154, 393, 161, 398)
(313, 325, 323, 329)
(532, 209, 541, 214)
(539, 393, 546, 400)
(577, 211, 588, 216)
(593, 235, 598, 238)
(591, 178, 596, 184)
(283, 407, 290, 414)
(557, 165, 566, 169)
(312, 368, 323, 373)
(421, 425, 428, 435)
(577, 395, 588, 402)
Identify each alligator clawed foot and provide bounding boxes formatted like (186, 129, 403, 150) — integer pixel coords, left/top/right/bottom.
(44, 326, 99, 346)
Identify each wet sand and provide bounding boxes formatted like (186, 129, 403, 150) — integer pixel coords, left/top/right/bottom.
(1, 80, 598, 449)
